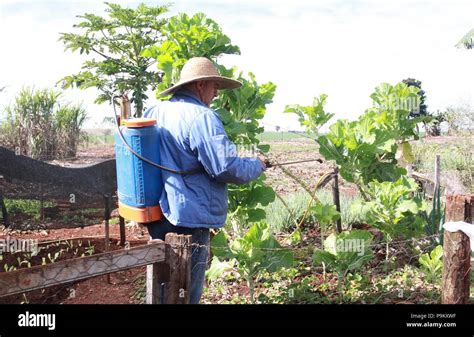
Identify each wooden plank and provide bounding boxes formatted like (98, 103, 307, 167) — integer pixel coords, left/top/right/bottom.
(442, 194, 472, 304)
(0, 241, 165, 298)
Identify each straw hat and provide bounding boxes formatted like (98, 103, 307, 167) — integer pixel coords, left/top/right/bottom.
(159, 57, 242, 96)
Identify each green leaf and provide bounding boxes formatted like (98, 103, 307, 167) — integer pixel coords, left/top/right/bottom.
(205, 256, 235, 281)
(323, 233, 338, 255)
(397, 200, 419, 214)
(257, 144, 270, 153)
(246, 208, 266, 222)
(311, 202, 340, 226)
(430, 245, 443, 261)
(289, 229, 302, 245)
(313, 250, 336, 267)
(401, 142, 415, 163)
(247, 185, 275, 207)
(211, 231, 234, 259)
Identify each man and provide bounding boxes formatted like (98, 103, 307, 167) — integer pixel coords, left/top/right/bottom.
(143, 57, 266, 304)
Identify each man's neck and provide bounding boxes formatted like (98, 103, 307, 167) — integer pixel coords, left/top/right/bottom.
(174, 88, 207, 107)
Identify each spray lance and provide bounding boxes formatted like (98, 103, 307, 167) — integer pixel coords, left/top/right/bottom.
(263, 158, 323, 168)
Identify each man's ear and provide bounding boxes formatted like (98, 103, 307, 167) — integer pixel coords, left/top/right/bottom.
(195, 81, 205, 91)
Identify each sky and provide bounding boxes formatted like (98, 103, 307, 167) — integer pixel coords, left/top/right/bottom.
(0, 0, 473, 131)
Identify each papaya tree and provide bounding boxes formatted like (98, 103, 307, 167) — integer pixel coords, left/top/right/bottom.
(59, 2, 170, 116)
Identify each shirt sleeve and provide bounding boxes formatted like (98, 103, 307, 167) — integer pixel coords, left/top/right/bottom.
(189, 109, 263, 185)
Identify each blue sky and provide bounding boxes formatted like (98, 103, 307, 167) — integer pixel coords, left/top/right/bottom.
(1, 0, 473, 130)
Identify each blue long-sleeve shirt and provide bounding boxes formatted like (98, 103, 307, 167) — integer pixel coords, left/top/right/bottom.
(143, 89, 263, 228)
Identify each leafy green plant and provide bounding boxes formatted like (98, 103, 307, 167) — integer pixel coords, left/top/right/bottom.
(419, 186, 445, 244)
(351, 177, 427, 260)
(59, 2, 170, 116)
(284, 94, 334, 135)
(227, 176, 275, 233)
(65, 240, 75, 251)
(313, 230, 374, 274)
(3, 264, 17, 272)
(212, 68, 276, 152)
(4, 199, 52, 221)
(16, 257, 31, 268)
(144, 12, 240, 96)
(310, 201, 341, 246)
(85, 244, 95, 256)
(207, 222, 293, 303)
(418, 245, 443, 283)
(47, 252, 61, 264)
(286, 83, 426, 197)
(313, 230, 373, 302)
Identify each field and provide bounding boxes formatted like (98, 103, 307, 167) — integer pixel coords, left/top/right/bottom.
(0, 131, 472, 304)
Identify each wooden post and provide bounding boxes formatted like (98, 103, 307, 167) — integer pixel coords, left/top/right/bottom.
(332, 167, 342, 233)
(146, 239, 170, 304)
(165, 233, 192, 304)
(119, 216, 126, 247)
(0, 191, 9, 227)
(434, 154, 441, 192)
(104, 195, 111, 284)
(441, 194, 472, 304)
(104, 195, 111, 250)
(39, 183, 44, 221)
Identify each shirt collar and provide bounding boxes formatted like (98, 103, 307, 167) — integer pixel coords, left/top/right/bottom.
(172, 89, 208, 107)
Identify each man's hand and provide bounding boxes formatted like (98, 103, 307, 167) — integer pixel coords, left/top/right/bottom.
(257, 157, 272, 170)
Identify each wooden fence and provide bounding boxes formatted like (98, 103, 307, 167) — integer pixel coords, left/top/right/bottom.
(0, 233, 192, 304)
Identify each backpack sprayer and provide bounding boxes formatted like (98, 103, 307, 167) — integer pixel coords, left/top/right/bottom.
(112, 94, 322, 223)
(112, 95, 201, 224)
(112, 95, 163, 223)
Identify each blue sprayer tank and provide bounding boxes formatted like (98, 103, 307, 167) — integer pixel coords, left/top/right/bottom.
(114, 118, 163, 223)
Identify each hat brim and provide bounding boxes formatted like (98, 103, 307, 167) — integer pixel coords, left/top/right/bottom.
(159, 76, 242, 97)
